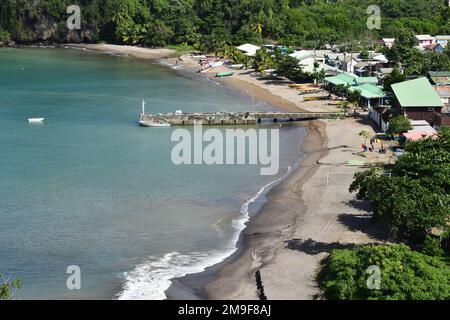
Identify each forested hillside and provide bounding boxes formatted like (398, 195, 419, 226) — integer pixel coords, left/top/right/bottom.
(0, 0, 449, 47)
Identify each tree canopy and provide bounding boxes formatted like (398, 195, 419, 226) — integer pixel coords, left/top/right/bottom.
(349, 128, 450, 242)
(0, 0, 449, 47)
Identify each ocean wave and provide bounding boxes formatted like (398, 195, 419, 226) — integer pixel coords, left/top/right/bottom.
(117, 250, 233, 300)
(158, 60, 184, 70)
(117, 163, 297, 300)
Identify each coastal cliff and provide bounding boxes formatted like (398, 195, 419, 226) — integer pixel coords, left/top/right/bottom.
(0, 0, 102, 45)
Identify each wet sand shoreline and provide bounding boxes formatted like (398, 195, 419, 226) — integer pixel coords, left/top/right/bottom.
(168, 54, 385, 300)
(61, 45, 383, 300)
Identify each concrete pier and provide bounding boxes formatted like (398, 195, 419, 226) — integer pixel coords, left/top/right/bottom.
(140, 111, 349, 126)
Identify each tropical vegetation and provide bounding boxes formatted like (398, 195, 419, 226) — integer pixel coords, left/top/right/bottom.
(349, 127, 450, 245)
(318, 244, 450, 300)
(0, 274, 22, 300)
(0, 0, 449, 49)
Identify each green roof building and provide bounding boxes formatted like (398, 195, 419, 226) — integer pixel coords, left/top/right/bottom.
(391, 77, 444, 124)
(324, 73, 357, 86)
(324, 74, 378, 87)
(349, 83, 385, 100)
(324, 73, 385, 108)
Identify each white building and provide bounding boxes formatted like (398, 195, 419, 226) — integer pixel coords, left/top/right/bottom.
(382, 38, 395, 48)
(236, 43, 261, 57)
(415, 35, 435, 47)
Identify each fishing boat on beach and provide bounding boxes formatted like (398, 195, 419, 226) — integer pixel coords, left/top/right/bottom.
(216, 71, 235, 78)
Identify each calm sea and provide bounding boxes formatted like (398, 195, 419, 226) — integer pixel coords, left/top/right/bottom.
(0, 48, 306, 299)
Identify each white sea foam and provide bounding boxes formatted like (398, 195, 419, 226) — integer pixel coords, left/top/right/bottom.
(117, 164, 297, 300)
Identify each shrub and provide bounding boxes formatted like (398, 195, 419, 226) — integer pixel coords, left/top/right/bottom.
(318, 244, 450, 300)
(0, 28, 11, 43)
(421, 235, 445, 258)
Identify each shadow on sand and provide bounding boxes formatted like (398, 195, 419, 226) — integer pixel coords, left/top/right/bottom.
(339, 200, 391, 241)
(285, 238, 356, 255)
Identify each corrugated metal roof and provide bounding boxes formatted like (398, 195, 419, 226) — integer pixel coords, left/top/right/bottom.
(355, 77, 378, 85)
(436, 85, 450, 98)
(391, 77, 444, 107)
(349, 84, 386, 99)
(324, 73, 357, 86)
(428, 71, 450, 85)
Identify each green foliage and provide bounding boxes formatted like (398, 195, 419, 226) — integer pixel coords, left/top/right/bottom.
(0, 274, 22, 300)
(388, 115, 412, 135)
(359, 51, 369, 60)
(275, 55, 305, 82)
(166, 43, 195, 54)
(318, 244, 450, 300)
(0, 28, 11, 43)
(421, 235, 445, 258)
(252, 48, 276, 74)
(383, 67, 405, 94)
(349, 128, 450, 242)
(331, 84, 351, 96)
(347, 90, 361, 108)
(0, 0, 449, 49)
(394, 127, 450, 192)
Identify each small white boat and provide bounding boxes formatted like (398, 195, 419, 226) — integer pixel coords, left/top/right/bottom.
(139, 120, 171, 127)
(209, 61, 224, 68)
(230, 64, 244, 69)
(28, 118, 45, 123)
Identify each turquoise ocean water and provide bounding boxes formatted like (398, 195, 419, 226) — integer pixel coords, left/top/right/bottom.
(0, 48, 306, 299)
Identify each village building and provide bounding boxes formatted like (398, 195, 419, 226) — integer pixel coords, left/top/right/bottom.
(428, 71, 450, 107)
(381, 38, 395, 49)
(324, 74, 387, 129)
(423, 43, 446, 53)
(435, 35, 450, 47)
(375, 67, 394, 80)
(403, 120, 438, 141)
(415, 34, 435, 48)
(289, 50, 319, 62)
(350, 83, 386, 108)
(236, 43, 260, 57)
(391, 77, 444, 125)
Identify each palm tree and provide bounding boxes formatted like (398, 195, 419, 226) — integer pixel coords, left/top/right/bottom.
(251, 23, 263, 44)
(252, 49, 274, 74)
(122, 23, 146, 45)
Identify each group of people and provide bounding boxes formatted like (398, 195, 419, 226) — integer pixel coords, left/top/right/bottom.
(362, 137, 386, 154)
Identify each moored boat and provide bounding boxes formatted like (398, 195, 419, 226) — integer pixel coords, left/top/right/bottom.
(139, 120, 171, 127)
(28, 118, 45, 123)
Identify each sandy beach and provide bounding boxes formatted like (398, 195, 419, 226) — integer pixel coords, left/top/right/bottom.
(171, 54, 391, 300)
(59, 45, 390, 300)
(64, 43, 176, 60)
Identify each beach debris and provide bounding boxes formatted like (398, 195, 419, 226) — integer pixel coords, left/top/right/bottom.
(255, 270, 267, 300)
